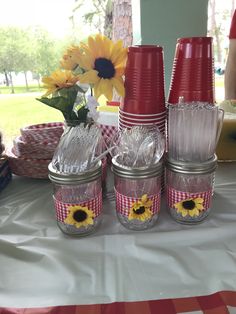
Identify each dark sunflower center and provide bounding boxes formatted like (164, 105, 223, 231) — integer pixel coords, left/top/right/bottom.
(94, 58, 115, 79)
(73, 210, 87, 222)
(134, 206, 146, 215)
(182, 200, 195, 210)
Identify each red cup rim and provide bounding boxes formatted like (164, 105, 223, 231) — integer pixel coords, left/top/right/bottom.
(177, 36, 212, 44)
(118, 121, 165, 132)
(128, 45, 163, 53)
(119, 113, 166, 122)
(119, 108, 166, 117)
(119, 117, 166, 127)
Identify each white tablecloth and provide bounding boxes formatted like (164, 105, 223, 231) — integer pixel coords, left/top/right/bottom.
(0, 162, 236, 307)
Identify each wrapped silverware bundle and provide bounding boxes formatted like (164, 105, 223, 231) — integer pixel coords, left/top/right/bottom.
(48, 124, 106, 236)
(165, 102, 224, 224)
(110, 125, 165, 231)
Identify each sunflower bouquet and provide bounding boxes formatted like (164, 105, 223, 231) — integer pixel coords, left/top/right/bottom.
(37, 34, 127, 126)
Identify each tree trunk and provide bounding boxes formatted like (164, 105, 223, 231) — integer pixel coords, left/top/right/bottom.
(112, 0, 133, 47)
(111, 0, 133, 101)
(104, 0, 113, 38)
(9, 72, 15, 94)
(231, 0, 235, 17)
(3, 70, 9, 86)
(37, 78, 41, 88)
(209, 0, 222, 63)
(24, 71, 29, 91)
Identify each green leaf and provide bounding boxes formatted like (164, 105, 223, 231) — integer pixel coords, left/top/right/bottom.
(76, 106, 89, 122)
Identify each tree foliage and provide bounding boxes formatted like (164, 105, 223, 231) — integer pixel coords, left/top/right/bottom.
(0, 26, 63, 90)
(72, 0, 113, 38)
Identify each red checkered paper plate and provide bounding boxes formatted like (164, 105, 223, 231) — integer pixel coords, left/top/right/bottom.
(8, 149, 50, 179)
(20, 122, 64, 142)
(13, 136, 59, 160)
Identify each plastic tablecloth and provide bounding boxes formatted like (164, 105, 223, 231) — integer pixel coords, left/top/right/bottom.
(0, 163, 236, 313)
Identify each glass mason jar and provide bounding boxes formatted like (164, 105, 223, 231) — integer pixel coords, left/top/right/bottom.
(111, 156, 163, 230)
(48, 161, 102, 236)
(165, 155, 217, 224)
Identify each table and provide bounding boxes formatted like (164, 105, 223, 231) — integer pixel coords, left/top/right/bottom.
(0, 162, 236, 313)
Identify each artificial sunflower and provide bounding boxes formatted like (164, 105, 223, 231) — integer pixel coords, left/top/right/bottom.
(64, 205, 95, 228)
(128, 194, 153, 222)
(60, 45, 82, 71)
(174, 198, 204, 217)
(78, 34, 127, 101)
(42, 69, 80, 96)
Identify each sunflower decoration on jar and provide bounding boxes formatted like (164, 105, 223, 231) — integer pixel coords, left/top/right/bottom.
(128, 194, 153, 222)
(37, 34, 127, 126)
(64, 205, 95, 228)
(174, 197, 204, 217)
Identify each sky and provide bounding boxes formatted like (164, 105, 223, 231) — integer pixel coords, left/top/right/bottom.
(0, 0, 76, 38)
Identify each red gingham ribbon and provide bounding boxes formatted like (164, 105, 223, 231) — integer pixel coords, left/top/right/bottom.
(100, 125, 118, 143)
(115, 189, 161, 217)
(54, 191, 102, 222)
(167, 186, 213, 210)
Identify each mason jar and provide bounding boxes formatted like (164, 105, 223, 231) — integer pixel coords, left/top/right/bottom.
(48, 161, 102, 236)
(165, 155, 217, 224)
(111, 156, 163, 230)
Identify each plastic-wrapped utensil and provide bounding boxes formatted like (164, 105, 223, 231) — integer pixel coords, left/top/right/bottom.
(109, 125, 165, 168)
(52, 124, 104, 173)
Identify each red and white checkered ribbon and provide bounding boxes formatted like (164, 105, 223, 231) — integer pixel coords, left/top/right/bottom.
(167, 186, 213, 210)
(99, 125, 118, 164)
(99, 125, 118, 144)
(115, 189, 161, 217)
(54, 191, 102, 222)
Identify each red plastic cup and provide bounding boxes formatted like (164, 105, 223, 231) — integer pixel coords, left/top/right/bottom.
(168, 37, 215, 104)
(121, 45, 166, 114)
(119, 112, 166, 123)
(118, 120, 165, 134)
(119, 115, 166, 126)
(119, 108, 166, 118)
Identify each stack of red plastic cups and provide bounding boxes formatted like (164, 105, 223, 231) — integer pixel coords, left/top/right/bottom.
(119, 45, 166, 135)
(168, 37, 215, 104)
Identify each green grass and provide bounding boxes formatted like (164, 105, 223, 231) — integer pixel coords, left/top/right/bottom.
(0, 85, 44, 94)
(0, 93, 63, 147)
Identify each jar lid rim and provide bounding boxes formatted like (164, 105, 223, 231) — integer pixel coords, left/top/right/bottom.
(111, 156, 163, 178)
(165, 155, 217, 174)
(48, 161, 102, 184)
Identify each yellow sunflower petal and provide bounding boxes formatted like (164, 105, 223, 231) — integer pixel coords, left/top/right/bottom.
(115, 66, 125, 77)
(195, 198, 204, 204)
(87, 36, 97, 53)
(141, 194, 148, 203)
(189, 208, 199, 217)
(79, 54, 94, 70)
(145, 200, 153, 208)
(196, 204, 204, 210)
(110, 39, 124, 60)
(79, 69, 99, 84)
(181, 209, 188, 217)
(101, 79, 113, 101)
(113, 49, 128, 67)
(102, 36, 112, 59)
(93, 82, 101, 99)
(111, 45, 127, 65)
(95, 34, 105, 57)
(111, 77, 125, 97)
